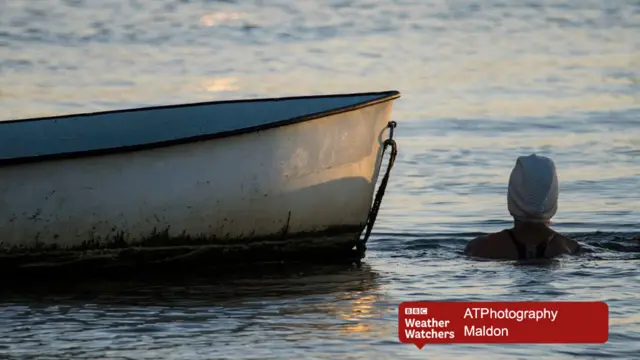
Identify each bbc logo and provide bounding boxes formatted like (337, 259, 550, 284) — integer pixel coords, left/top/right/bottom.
(404, 307, 428, 315)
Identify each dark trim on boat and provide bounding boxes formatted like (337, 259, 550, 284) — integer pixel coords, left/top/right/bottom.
(0, 90, 401, 167)
(0, 225, 366, 282)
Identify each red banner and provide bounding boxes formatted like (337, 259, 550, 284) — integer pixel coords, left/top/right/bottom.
(398, 301, 608, 348)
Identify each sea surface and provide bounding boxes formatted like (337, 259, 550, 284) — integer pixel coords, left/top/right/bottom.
(1, 0, 639, 359)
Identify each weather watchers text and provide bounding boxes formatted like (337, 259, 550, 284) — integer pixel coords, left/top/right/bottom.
(398, 301, 608, 348)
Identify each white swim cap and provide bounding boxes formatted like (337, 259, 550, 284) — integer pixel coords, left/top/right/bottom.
(507, 154, 559, 223)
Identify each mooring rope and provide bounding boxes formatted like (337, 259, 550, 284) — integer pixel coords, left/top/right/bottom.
(357, 120, 398, 257)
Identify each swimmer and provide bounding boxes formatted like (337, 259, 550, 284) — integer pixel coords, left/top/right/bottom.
(464, 154, 580, 260)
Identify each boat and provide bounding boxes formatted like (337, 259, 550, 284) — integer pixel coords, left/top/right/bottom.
(0, 90, 401, 276)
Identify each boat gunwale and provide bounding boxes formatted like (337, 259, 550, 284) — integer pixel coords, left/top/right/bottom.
(0, 90, 400, 167)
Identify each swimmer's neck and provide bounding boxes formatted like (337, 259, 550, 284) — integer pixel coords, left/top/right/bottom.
(513, 219, 553, 233)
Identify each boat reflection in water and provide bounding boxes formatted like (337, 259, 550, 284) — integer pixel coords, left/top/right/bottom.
(0, 263, 392, 345)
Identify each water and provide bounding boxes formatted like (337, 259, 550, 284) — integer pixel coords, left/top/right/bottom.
(1, 0, 639, 358)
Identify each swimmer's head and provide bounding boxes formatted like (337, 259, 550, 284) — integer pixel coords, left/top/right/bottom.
(507, 154, 559, 225)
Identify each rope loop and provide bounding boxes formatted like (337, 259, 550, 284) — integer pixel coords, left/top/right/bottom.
(357, 121, 398, 258)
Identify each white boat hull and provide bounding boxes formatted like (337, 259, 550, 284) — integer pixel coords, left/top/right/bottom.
(0, 92, 399, 272)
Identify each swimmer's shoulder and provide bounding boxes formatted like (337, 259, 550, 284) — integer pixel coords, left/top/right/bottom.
(464, 230, 513, 259)
(463, 235, 486, 256)
(552, 232, 581, 254)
